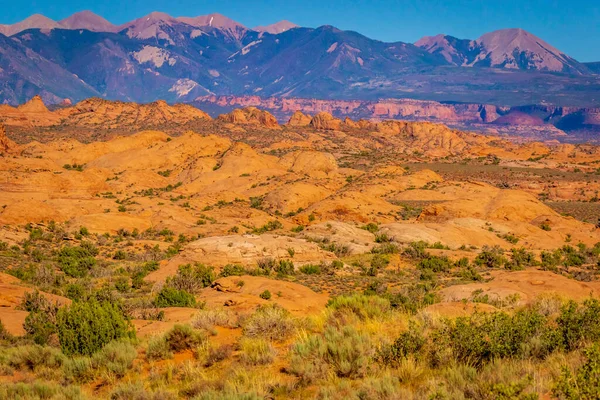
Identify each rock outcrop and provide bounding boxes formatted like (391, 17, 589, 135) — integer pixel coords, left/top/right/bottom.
(287, 110, 312, 126)
(218, 107, 280, 128)
(310, 112, 342, 130)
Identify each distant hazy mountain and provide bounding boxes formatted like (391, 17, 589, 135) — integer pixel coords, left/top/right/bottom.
(0, 11, 598, 106)
(416, 28, 590, 75)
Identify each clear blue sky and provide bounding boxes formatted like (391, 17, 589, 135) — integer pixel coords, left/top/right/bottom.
(2, 0, 600, 61)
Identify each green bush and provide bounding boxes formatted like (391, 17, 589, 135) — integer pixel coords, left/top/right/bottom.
(417, 255, 452, 273)
(553, 344, 600, 399)
(56, 300, 135, 356)
(259, 290, 272, 300)
(402, 241, 428, 259)
(432, 308, 561, 367)
(23, 312, 56, 345)
(388, 283, 438, 314)
(557, 299, 600, 351)
(57, 242, 98, 278)
(475, 245, 507, 269)
(275, 259, 295, 275)
(220, 264, 247, 277)
(167, 263, 215, 293)
(506, 248, 537, 270)
(378, 325, 425, 365)
(299, 264, 321, 275)
(154, 286, 197, 308)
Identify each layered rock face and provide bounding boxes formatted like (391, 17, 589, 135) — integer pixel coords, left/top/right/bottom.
(0, 125, 17, 154)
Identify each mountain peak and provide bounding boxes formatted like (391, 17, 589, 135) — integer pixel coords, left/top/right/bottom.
(118, 12, 179, 41)
(472, 28, 584, 73)
(416, 27, 589, 74)
(176, 13, 247, 40)
(254, 20, 298, 34)
(1, 14, 59, 36)
(59, 11, 117, 32)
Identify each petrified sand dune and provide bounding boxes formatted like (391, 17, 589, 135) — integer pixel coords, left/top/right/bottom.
(440, 270, 600, 305)
(199, 275, 329, 315)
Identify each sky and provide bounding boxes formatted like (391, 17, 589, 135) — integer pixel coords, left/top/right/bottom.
(2, 0, 599, 62)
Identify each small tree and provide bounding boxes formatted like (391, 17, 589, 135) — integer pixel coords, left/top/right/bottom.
(56, 300, 135, 356)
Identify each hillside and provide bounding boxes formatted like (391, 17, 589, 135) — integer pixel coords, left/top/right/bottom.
(1, 101, 600, 398)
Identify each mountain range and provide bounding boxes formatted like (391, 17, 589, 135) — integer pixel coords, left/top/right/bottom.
(0, 11, 599, 106)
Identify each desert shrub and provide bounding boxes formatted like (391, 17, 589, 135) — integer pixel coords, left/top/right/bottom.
(23, 311, 56, 345)
(0, 320, 13, 342)
(203, 344, 234, 367)
(92, 340, 137, 377)
(541, 249, 563, 272)
(239, 337, 276, 365)
(362, 254, 389, 276)
(320, 242, 351, 257)
(417, 255, 452, 273)
(557, 298, 600, 351)
(561, 245, 587, 267)
(154, 286, 197, 308)
(63, 356, 95, 383)
(8, 345, 65, 371)
(378, 325, 426, 365)
(388, 283, 438, 314)
(290, 326, 374, 383)
(506, 248, 537, 270)
(299, 264, 321, 275)
(361, 223, 379, 233)
(327, 294, 390, 320)
(146, 336, 173, 360)
(20, 291, 59, 345)
(0, 381, 84, 400)
(242, 304, 295, 341)
(57, 242, 98, 278)
(254, 257, 276, 275)
(259, 290, 272, 300)
(275, 259, 295, 275)
(371, 243, 400, 254)
(164, 324, 206, 352)
(110, 381, 176, 400)
(220, 264, 247, 277)
(253, 220, 283, 234)
(402, 241, 428, 259)
(459, 264, 483, 281)
(167, 263, 215, 293)
(553, 344, 600, 400)
(375, 233, 392, 243)
(192, 308, 238, 332)
(475, 245, 507, 269)
(56, 300, 135, 356)
(432, 308, 561, 367)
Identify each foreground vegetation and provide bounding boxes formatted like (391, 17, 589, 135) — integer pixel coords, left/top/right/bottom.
(1, 222, 600, 399)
